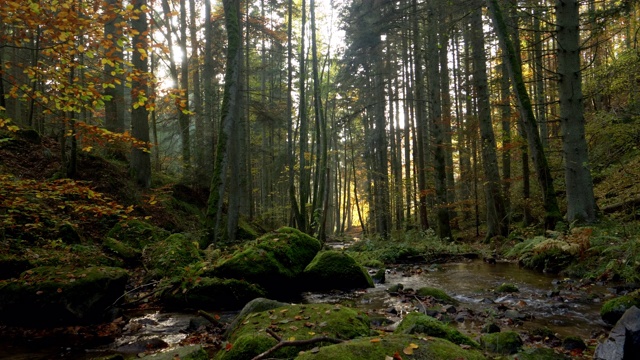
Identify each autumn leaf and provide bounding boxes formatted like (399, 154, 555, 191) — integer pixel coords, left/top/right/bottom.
(393, 352, 403, 360)
(370, 338, 381, 343)
(225, 343, 233, 351)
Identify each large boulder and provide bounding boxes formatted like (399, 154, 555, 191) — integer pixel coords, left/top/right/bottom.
(106, 219, 169, 250)
(601, 289, 640, 325)
(303, 251, 374, 291)
(295, 335, 486, 360)
(159, 276, 265, 310)
(394, 312, 478, 347)
(0, 266, 128, 326)
(594, 305, 640, 360)
(219, 303, 370, 360)
(209, 227, 321, 294)
(223, 297, 289, 338)
(416, 287, 459, 305)
(142, 233, 202, 279)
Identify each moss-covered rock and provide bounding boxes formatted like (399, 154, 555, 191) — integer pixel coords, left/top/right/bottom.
(510, 347, 569, 360)
(106, 219, 169, 250)
(497, 283, 520, 293)
(160, 276, 265, 310)
(224, 297, 289, 338)
(145, 345, 208, 360)
(303, 251, 374, 291)
(480, 331, 523, 355)
(142, 233, 202, 279)
(600, 289, 640, 325)
(372, 268, 386, 284)
(103, 237, 141, 265)
(295, 335, 486, 360)
(57, 223, 84, 244)
(0, 266, 128, 325)
(219, 303, 370, 360)
(394, 312, 478, 347)
(210, 227, 321, 294)
(416, 287, 459, 305)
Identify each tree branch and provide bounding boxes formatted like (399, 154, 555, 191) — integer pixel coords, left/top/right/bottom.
(250, 331, 345, 360)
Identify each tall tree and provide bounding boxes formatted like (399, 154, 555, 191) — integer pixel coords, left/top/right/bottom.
(470, 0, 508, 238)
(205, 0, 243, 244)
(131, 0, 152, 188)
(556, 0, 598, 223)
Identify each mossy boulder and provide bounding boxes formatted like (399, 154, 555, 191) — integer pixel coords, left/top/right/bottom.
(518, 240, 575, 274)
(600, 289, 640, 325)
(159, 276, 265, 310)
(416, 287, 459, 305)
(510, 347, 569, 360)
(145, 345, 208, 360)
(0, 266, 128, 326)
(303, 251, 374, 291)
(142, 234, 202, 279)
(224, 297, 289, 338)
(106, 219, 169, 250)
(219, 303, 370, 360)
(394, 312, 478, 347)
(103, 237, 141, 265)
(57, 223, 83, 244)
(480, 331, 523, 355)
(295, 335, 486, 360)
(210, 227, 321, 294)
(497, 283, 520, 293)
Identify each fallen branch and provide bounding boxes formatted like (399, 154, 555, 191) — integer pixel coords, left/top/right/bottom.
(197, 310, 221, 326)
(250, 330, 345, 360)
(601, 195, 640, 214)
(106, 280, 162, 309)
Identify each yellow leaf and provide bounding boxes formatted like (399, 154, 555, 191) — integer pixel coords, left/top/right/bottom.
(403, 346, 414, 355)
(308, 332, 315, 336)
(409, 343, 419, 349)
(370, 338, 381, 343)
(288, 337, 296, 341)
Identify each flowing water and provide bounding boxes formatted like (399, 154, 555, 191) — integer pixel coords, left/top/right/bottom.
(1, 260, 611, 359)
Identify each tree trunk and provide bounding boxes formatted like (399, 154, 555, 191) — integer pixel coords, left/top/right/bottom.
(470, 1, 508, 238)
(130, 0, 151, 188)
(178, 0, 191, 175)
(556, 0, 598, 223)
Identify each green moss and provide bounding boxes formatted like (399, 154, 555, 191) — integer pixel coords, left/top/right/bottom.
(160, 276, 265, 310)
(295, 335, 486, 360)
(510, 347, 569, 360)
(146, 345, 209, 360)
(103, 237, 140, 264)
(480, 331, 523, 355)
(415, 287, 459, 305)
(496, 283, 519, 293)
(106, 219, 169, 250)
(221, 303, 370, 360)
(394, 312, 478, 347)
(142, 234, 202, 279)
(304, 250, 374, 291)
(600, 289, 640, 324)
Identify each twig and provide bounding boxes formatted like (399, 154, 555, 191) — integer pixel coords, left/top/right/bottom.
(413, 295, 428, 315)
(106, 280, 162, 309)
(251, 331, 344, 360)
(197, 310, 221, 326)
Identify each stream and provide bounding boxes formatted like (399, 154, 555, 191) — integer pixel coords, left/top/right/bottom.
(0, 260, 611, 359)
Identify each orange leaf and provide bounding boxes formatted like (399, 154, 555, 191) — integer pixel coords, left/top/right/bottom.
(370, 338, 381, 343)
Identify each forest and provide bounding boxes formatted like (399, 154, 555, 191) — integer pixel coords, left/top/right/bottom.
(2, 0, 640, 359)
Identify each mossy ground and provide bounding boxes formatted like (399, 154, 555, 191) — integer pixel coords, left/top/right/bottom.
(295, 335, 486, 360)
(394, 312, 478, 347)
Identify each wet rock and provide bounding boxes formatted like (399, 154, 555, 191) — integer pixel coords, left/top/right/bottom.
(594, 305, 640, 360)
(454, 312, 468, 323)
(209, 227, 321, 294)
(303, 251, 374, 291)
(504, 309, 527, 320)
(481, 322, 501, 334)
(220, 303, 370, 360)
(561, 336, 586, 351)
(600, 289, 640, 325)
(387, 283, 404, 293)
(224, 297, 288, 337)
(371, 268, 386, 284)
(294, 335, 486, 360)
(143, 234, 202, 279)
(394, 312, 478, 347)
(386, 307, 398, 315)
(160, 276, 265, 310)
(145, 345, 208, 360)
(442, 305, 457, 314)
(0, 265, 128, 326)
(416, 286, 459, 305)
(497, 283, 519, 293)
(546, 289, 560, 298)
(480, 331, 523, 355)
(115, 337, 169, 353)
(479, 298, 494, 304)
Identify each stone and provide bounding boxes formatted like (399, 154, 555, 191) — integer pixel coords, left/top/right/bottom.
(480, 331, 523, 355)
(303, 251, 374, 291)
(142, 233, 202, 279)
(394, 312, 478, 347)
(600, 289, 640, 325)
(145, 345, 208, 360)
(371, 268, 386, 284)
(481, 322, 501, 334)
(223, 297, 288, 338)
(0, 266, 128, 326)
(416, 286, 459, 305)
(160, 277, 265, 311)
(106, 219, 169, 250)
(561, 336, 586, 351)
(387, 283, 404, 293)
(294, 335, 486, 360)
(497, 283, 519, 293)
(594, 305, 640, 360)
